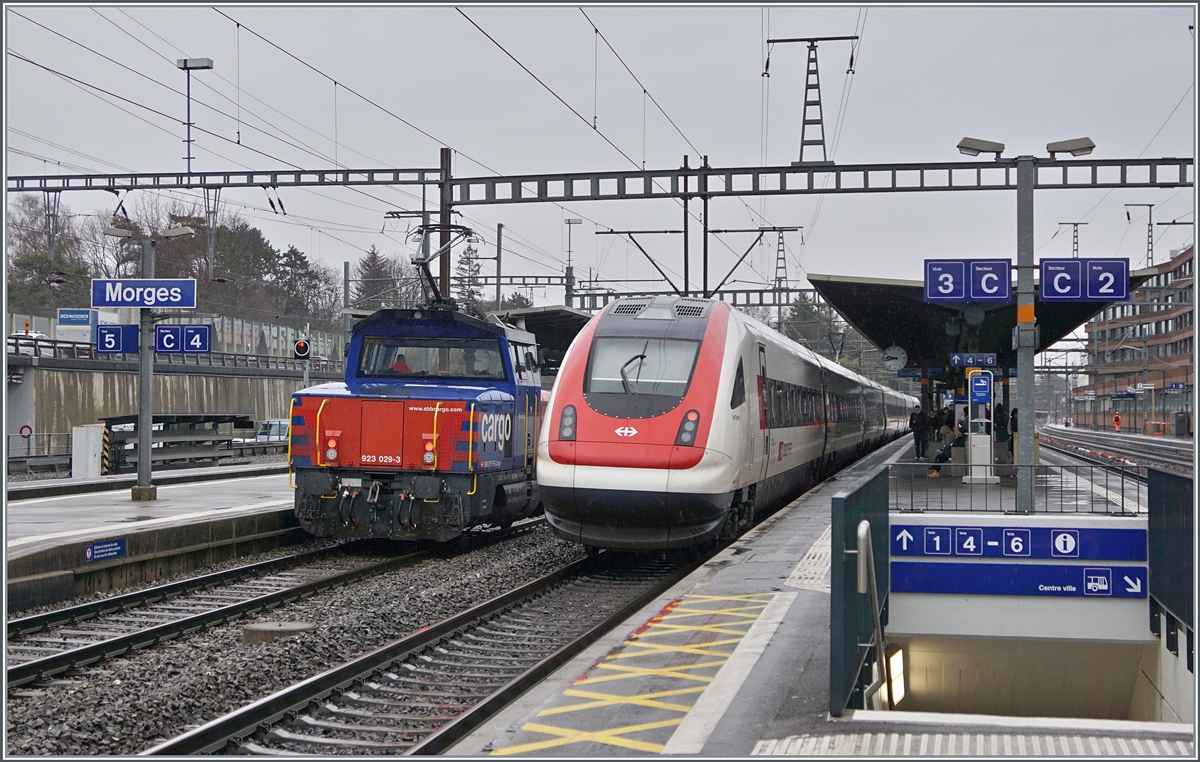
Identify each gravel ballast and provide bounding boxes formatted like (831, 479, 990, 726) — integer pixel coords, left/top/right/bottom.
(5, 527, 585, 755)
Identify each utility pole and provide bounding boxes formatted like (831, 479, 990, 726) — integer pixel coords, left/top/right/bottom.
(439, 147, 452, 298)
(764, 35, 858, 165)
(1058, 221, 1088, 258)
(302, 321, 310, 389)
(702, 155, 710, 296)
(343, 261, 351, 351)
(176, 58, 213, 175)
(1125, 203, 1155, 266)
(682, 155, 690, 295)
(495, 223, 504, 311)
(565, 218, 582, 308)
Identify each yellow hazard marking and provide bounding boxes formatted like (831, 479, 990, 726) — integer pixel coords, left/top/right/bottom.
(606, 637, 742, 660)
(488, 591, 778, 756)
(491, 718, 684, 755)
(538, 686, 707, 716)
(578, 659, 728, 685)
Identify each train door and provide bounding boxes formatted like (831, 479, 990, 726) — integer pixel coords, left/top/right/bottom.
(757, 344, 770, 482)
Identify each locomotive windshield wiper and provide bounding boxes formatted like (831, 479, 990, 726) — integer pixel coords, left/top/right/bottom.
(619, 354, 647, 394)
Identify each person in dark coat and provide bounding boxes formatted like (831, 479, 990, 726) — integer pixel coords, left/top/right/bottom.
(909, 404, 930, 460)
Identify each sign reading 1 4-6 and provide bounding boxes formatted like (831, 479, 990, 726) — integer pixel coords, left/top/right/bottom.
(924, 259, 1012, 303)
(91, 279, 197, 309)
(1039, 258, 1129, 302)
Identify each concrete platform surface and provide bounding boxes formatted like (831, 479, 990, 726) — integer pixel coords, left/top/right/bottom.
(6, 473, 294, 557)
(448, 437, 1192, 756)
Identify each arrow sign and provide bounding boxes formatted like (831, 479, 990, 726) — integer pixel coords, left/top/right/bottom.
(1123, 575, 1142, 594)
(896, 529, 914, 551)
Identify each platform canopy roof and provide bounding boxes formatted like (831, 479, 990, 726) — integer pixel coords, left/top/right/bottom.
(486, 304, 594, 357)
(806, 270, 1153, 374)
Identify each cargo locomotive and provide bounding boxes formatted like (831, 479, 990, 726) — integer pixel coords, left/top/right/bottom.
(538, 295, 915, 550)
(288, 306, 545, 541)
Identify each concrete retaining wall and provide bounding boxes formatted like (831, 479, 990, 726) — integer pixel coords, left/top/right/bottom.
(6, 358, 341, 439)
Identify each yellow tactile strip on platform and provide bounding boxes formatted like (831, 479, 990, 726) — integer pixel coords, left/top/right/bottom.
(489, 592, 777, 756)
(752, 733, 1195, 756)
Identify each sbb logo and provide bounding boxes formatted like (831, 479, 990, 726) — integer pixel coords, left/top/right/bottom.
(480, 413, 512, 445)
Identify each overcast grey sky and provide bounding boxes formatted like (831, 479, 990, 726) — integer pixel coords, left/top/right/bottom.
(5, 4, 1196, 307)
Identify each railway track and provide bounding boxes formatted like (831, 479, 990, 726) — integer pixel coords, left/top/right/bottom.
(7, 521, 544, 689)
(141, 549, 706, 755)
(1038, 425, 1193, 473)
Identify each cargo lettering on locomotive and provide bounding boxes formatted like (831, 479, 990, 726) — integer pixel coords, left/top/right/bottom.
(288, 306, 545, 543)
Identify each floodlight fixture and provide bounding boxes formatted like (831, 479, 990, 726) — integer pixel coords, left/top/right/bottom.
(176, 58, 214, 70)
(163, 226, 196, 239)
(957, 137, 1005, 158)
(1046, 137, 1095, 159)
(103, 227, 134, 238)
(564, 218, 582, 225)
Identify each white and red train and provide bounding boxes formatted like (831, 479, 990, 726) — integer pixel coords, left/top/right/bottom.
(538, 296, 915, 550)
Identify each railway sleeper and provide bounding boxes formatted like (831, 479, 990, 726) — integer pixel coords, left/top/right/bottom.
(264, 727, 415, 750)
(288, 713, 434, 738)
(324, 700, 453, 724)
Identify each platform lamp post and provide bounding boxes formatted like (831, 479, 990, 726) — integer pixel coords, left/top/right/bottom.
(104, 226, 196, 501)
(957, 136, 1094, 514)
(176, 58, 213, 175)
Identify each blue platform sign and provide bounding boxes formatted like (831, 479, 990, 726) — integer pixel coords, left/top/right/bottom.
(91, 279, 197, 309)
(1040, 259, 1084, 301)
(891, 561, 1147, 598)
(155, 325, 182, 354)
(968, 260, 1011, 301)
(950, 353, 997, 368)
(970, 374, 992, 404)
(83, 538, 126, 564)
(155, 324, 212, 354)
(96, 324, 139, 354)
(182, 325, 211, 353)
(1169, 382, 1187, 391)
(891, 525, 1146, 561)
(926, 260, 1011, 303)
(1039, 258, 1130, 302)
(1087, 259, 1130, 300)
(924, 260, 967, 301)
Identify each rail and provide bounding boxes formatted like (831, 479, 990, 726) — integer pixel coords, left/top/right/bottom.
(141, 549, 704, 755)
(856, 520, 893, 709)
(1039, 425, 1193, 471)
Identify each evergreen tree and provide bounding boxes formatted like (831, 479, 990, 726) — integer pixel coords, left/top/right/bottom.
(453, 245, 484, 315)
(501, 291, 534, 310)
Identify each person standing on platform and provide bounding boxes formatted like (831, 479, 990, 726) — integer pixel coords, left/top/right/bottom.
(1113, 412, 1121, 433)
(909, 404, 929, 460)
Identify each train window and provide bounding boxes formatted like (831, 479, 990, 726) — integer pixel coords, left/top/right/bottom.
(730, 359, 746, 409)
(586, 337, 699, 396)
(358, 337, 507, 381)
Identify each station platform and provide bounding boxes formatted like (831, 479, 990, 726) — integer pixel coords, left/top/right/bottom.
(5, 471, 299, 611)
(448, 438, 1194, 756)
(6, 461, 289, 502)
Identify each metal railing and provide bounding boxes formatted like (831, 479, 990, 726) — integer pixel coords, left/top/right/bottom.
(5, 433, 71, 458)
(830, 467, 890, 717)
(890, 462, 1147, 514)
(6, 336, 343, 373)
(1147, 468, 1193, 671)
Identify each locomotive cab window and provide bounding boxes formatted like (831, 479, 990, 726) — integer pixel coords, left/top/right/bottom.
(358, 337, 507, 381)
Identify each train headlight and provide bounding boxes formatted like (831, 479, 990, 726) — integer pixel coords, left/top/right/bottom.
(324, 436, 339, 463)
(422, 435, 436, 466)
(559, 405, 577, 441)
(675, 410, 701, 446)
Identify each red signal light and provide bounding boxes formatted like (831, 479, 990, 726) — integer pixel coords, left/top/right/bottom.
(324, 434, 339, 463)
(326, 437, 338, 449)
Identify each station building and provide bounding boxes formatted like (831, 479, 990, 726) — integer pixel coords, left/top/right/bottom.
(1072, 244, 1194, 436)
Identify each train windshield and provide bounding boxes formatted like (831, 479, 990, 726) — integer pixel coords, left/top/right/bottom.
(358, 337, 507, 381)
(586, 338, 699, 396)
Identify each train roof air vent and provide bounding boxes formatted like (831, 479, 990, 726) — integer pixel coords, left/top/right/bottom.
(673, 298, 710, 317)
(611, 301, 650, 315)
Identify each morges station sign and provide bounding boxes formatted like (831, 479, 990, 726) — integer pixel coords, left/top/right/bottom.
(91, 279, 197, 309)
